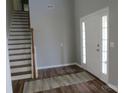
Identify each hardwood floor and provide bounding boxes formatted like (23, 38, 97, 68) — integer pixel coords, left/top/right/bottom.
(12, 65, 117, 93)
(36, 80, 116, 93)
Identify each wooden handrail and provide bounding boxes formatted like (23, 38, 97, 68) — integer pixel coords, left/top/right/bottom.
(28, 5, 37, 78)
(30, 28, 36, 79)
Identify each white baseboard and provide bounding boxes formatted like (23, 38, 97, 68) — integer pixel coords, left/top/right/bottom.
(74, 63, 82, 68)
(38, 63, 76, 70)
(108, 84, 118, 92)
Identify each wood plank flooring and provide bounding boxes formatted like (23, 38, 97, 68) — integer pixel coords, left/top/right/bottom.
(12, 65, 117, 93)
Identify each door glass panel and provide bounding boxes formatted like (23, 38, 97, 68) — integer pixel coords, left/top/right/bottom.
(102, 63, 107, 74)
(102, 16, 108, 28)
(83, 32, 86, 39)
(82, 22, 86, 64)
(102, 29, 108, 39)
(102, 15, 108, 74)
(102, 52, 107, 62)
(102, 40, 107, 51)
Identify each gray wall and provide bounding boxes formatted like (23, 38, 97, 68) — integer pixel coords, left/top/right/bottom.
(7, 0, 13, 27)
(29, 0, 76, 68)
(74, 0, 118, 86)
(7, 0, 13, 93)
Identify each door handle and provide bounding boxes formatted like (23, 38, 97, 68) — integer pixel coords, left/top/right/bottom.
(97, 44, 100, 47)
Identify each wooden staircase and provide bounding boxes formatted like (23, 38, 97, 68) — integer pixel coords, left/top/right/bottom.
(8, 11, 36, 80)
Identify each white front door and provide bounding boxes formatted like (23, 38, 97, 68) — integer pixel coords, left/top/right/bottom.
(80, 8, 109, 83)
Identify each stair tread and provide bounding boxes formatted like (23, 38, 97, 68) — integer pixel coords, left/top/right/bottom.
(11, 74, 32, 80)
(12, 15, 28, 16)
(11, 71, 32, 76)
(10, 27, 29, 28)
(13, 12, 29, 14)
(9, 47, 31, 50)
(12, 14, 29, 15)
(12, 12, 29, 14)
(11, 67, 31, 74)
(12, 17, 29, 19)
(11, 64, 31, 69)
(8, 42, 31, 45)
(9, 38, 31, 40)
(9, 34, 31, 36)
(11, 71, 31, 76)
(10, 61, 31, 67)
(10, 30, 30, 32)
(10, 58, 31, 62)
(9, 52, 31, 56)
(12, 18, 29, 19)
(11, 20, 29, 21)
(10, 25, 29, 27)
(9, 29, 30, 31)
(11, 19, 29, 21)
(12, 16, 28, 17)
(11, 23, 29, 25)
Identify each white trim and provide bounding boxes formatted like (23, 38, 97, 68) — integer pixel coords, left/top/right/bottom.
(108, 84, 118, 92)
(34, 46, 38, 78)
(11, 67, 31, 73)
(10, 61, 31, 66)
(38, 63, 76, 70)
(12, 74, 32, 80)
(74, 63, 82, 68)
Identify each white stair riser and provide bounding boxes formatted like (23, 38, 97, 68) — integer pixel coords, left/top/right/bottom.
(9, 31, 31, 37)
(13, 12, 28, 14)
(12, 74, 32, 80)
(8, 36, 31, 39)
(9, 40, 31, 44)
(11, 67, 31, 73)
(12, 13, 28, 15)
(10, 29, 31, 35)
(9, 44, 31, 49)
(12, 11, 28, 14)
(12, 16, 28, 19)
(9, 29, 29, 31)
(10, 61, 31, 67)
(10, 25, 29, 28)
(9, 55, 31, 60)
(11, 19, 29, 21)
(13, 11, 28, 12)
(9, 31, 31, 35)
(9, 49, 31, 54)
(11, 21, 29, 24)
(12, 14, 29, 18)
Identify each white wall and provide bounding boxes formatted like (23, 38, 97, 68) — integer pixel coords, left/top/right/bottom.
(74, 0, 118, 87)
(29, 0, 76, 68)
(6, 44, 13, 93)
(6, 0, 13, 93)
